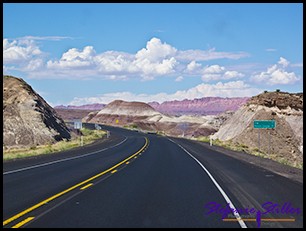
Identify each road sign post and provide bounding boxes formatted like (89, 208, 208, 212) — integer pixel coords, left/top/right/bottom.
(74, 120, 82, 129)
(95, 124, 101, 130)
(268, 130, 270, 156)
(253, 120, 276, 155)
(258, 129, 260, 151)
(179, 122, 189, 138)
(74, 120, 83, 147)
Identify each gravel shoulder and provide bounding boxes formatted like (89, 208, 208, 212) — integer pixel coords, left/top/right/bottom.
(181, 138, 303, 184)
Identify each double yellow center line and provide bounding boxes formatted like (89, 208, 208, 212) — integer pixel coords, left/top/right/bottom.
(3, 137, 149, 228)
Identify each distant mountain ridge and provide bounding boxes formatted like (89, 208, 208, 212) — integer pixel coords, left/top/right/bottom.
(55, 96, 249, 116)
(55, 103, 105, 111)
(148, 97, 250, 115)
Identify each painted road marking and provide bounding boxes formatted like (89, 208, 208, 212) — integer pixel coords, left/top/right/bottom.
(3, 137, 128, 175)
(111, 170, 117, 174)
(168, 138, 247, 228)
(134, 156, 137, 159)
(265, 175, 274, 177)
(126, 161, 130, 164)
(3, 137, 149, 227)
(223, 218, 295, 222)
(11, 217, 35, 228)
(80, 183, 93, 190)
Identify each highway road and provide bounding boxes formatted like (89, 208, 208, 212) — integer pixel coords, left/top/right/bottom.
(3, 124, 303, 228)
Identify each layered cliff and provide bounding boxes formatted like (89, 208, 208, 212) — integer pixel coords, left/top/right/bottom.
(3, 75, 71, 148)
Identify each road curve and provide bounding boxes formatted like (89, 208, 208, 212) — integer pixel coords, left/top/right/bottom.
(3, 124, 303, 228)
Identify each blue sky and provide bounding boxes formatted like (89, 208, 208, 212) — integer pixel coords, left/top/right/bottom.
(3, 3, 303, 106)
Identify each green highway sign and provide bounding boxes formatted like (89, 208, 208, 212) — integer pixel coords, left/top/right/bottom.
(253, 120, 276, 129)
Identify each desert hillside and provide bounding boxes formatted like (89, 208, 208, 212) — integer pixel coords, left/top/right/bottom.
(54, 96, 247, 120)
(212, 91, 303, 167)
(3, 75, 71, 149)
(148, 97, 249, 115)
(83, 100, 221, 137)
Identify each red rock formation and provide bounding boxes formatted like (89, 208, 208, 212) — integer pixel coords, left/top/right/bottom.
(148, 97, 249, 115)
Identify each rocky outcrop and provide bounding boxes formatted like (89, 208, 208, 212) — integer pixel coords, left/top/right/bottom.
(83, 100, 162, 126)
(83, 100, 218, 137)
(212, 91, 303, 167)
(148, 97, 249, 115)
(3, 75, 71, 148)
(246, 91, 303, 111)
(96, 100, 160, 117)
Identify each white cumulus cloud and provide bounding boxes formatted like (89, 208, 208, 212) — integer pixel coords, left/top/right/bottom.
(201, 65, 244, 82)
(3, 38, 43, 65)
(135, 37, 177, 62)
(68, 80, 262, 105)
(186, 60, 202, 72)
(47, 46, 96, 69)
(251, 57, 300, 85)
(3, 37, 249, 81)
(278, 57, 289, 67)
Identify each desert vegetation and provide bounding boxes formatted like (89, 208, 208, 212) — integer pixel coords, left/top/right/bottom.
(3, 128, 106, 161)
(196, 136, 303, 169)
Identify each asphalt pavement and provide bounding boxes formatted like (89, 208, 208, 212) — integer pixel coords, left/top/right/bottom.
(3, 124, 303, 228)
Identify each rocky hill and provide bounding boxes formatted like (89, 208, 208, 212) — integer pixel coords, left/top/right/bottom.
(83, 100, 163, 126)
(55, 96, 248, 119)
(212, 91, 303, 168)
(83, 100, 218, 137)
(3, 75, 71, 149)
(148, 97, 249, 115)
(97, 100, 160, 117)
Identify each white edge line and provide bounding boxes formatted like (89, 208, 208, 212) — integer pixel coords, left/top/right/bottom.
(168, 138, 247, 228)
(3, 136, 128, 175)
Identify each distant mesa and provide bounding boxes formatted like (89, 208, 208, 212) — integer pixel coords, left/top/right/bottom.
(54, 103, 105, 111)
(58, 96, 249, 138)
(96, 100, 160, 117)
(83, 99, 221, 138)
(148, 97, 249, 116)
(55, 96, 249, 119)
(3, 75, 71, 149)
